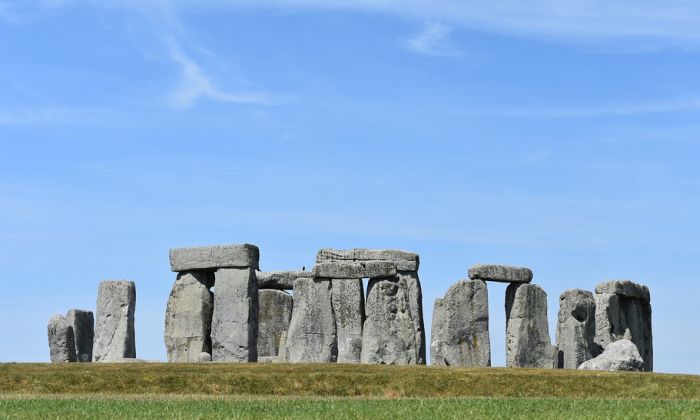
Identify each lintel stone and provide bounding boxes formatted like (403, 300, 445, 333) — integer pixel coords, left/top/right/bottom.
(169, 244, 260, 272)
(312, 261, 397, 279)
(468, 264, 533, 283)
(316, 249, 419, 271)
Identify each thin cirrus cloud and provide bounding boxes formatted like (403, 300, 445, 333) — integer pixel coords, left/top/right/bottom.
(407, 22, 460, 56)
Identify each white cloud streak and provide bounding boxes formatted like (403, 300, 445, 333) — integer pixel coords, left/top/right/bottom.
(407, 22, 459, 56)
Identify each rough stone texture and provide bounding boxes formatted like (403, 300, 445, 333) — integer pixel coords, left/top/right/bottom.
(594, 280, 653, 371)
(277, 331, 288, 362)
(468, 264, 533, 283)
(257, 270, 313, 290)
(93, 280, 136, 362)
(316, 249, 419, 271)
(361, 276, 420, 365)
(66, 309, 94, 363)
(169, 244, 260, 272)
(398, 271, 426, 364)
(578, 339, 644, 371)
(257, 289, 293, 357)
(430, 279, 490, 367)
(313, 261, 397, 279)
(164, 271, 214, 362)
(211, 268, 258, 362)
(331, 279, 364, 363)
(198, 352, 212, 362)
(555, 289, 595, 369)
(48, 315, 77, 363)
(285, 278, 337, 363)
(595, 280, 650, 303)
(505, 283, 553, 368)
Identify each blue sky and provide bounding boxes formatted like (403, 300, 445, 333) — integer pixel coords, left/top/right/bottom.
(1, 1, 700, 373)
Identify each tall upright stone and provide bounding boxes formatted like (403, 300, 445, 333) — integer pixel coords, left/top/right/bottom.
(93, 280, 136, 362)
(211, 268, 258, 362)
(555, 289, 595, 369)
(257, 289, 293, 358)
(66, 309, 94, 363)
(505, 283, 553, 368)
(164, 271, 214, 362)
(285, 277, 337, 363)
(398, 271, 426, 364)
(431, 279, 490, 367)
(331, 279, 364, 363)
(48, 315, 77, 363)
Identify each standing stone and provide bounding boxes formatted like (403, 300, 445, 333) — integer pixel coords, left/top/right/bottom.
(555, 289, 595, 369)
(277, 331, 288, 362)
(164, 271, 214, 362)
(285, 277, 337, 363)
(430, 279, 490, 367)
(211, 268, 258, 362)
(505, 283, 553, 368)
(257, 289, 293, 358)
(331, 279, 364, 363)
(578, 339, 644, 372)
(398, 271, 426, 364)
(93, 280, 136, 362)
(66, 309, 94, 363)
(47, 315, 76, 363)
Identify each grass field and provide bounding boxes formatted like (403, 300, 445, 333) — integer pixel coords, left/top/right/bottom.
(1, 363, 699, 418)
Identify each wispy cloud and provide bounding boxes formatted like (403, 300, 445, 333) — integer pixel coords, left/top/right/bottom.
(407, 22, 460, 56)
(488, 98, 700, 119)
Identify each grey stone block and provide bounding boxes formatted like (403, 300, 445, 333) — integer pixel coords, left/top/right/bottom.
(399, 271, 426, 364)
(595, 280, 650, 303)
(331, 279, 364, 363)
(285, 277, 337, 363)
(257, 289, 293, 358)
(468, 264, 533, 283)
(211, 268, 258, 362)
(48, 315, 76, 363)
(431, 279, 490, 367)
(66, 309, 94, 363)
(198, 352, 212, 362)
(555, 289, 595, 369)
(93, 280, 136, 362)
(313, 261, 397, 279)
(169, 244, 260, 272)
(316, 249, 419, 271)
(257, 270, 313, 290)
(578, 339, 644, 371)
(505, 283, 553, 368)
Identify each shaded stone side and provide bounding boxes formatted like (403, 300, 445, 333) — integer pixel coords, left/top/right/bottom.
(66, 309, 94, 363)
(313, 261, 397, 279)
(211, 268, 258, 362)
(48, 315, 76, 363)
(93, 280, 136, 362)
(257, 271, 313, 290)
(285, 277, 337, 363)
(331, 279, 364, 363)
(257, 289, 293, 358)
(505, 283, 553, 368)
(555, 289, 595, 369)
(430, 279, 490, 367)
(164, 271, 214, 362)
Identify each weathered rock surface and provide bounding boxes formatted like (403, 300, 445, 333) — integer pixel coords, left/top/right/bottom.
(211, 268, 258, 362)
(93, 280, 136, 362)
(505, 283, 553, 368)
(66, 309, 94, 363)
(578, 339, 644, 371)
(164, 271, 214, 362)
(257, 289, 293, 357)
(169, 244, 260, 272)
(595, 280, 650, 303)
(257, 270, 313, 290)
(468, 264, 533, 283)
(399, 271, 426, 364)
(313, 261, 397, 279)
(198, 352, 212, 362)
(555, 289, 595, 369)
(430, 279, 490, 367)
(48, 315, 76, 363)
(277, 331, 288, 362)
(285, 277, 337, 363)
(331, 279, 364, 363)
(317, 249, 419, 271)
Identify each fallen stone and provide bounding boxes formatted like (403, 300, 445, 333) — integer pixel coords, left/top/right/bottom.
(211, 268, 258, 362)
(257, 270, 313, 290)
(331, 279, 364, 363)
(164, 271, 214, 362)
(313, 261, 397, 279)
(316, 249, 419, 271)
(285, 277, 337, 363)
(430, 279, 490, 367)
(505, 283, 553, 368)
(93, 280, 136, 362)
(66, 309, 94, 363)
(555, 289, 595, 369)
(197, 352, 212, 362)
(47, 315, 76, 363)
(578, 339, 644, 371)
(468, 264, 533, 283)
(257, 289, 294, 357)
(169, 244, 260, 272)
(595, 280, 650, 303)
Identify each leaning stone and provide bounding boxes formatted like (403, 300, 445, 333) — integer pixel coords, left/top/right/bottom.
(93, 280, 136, 362)
(555, 289, 595, 369)
(47, 315, 76, 363)
(197, 352, 212, 362)
(285, 278, 337, 363)
(257, 289, 294, 357)
(595, 280, 650, 303)
(211, 268, 258, 362)
(169, 244, 260, 272)
(65, 309, 94, 363)
(316, 249, 419, 271)
(257, 271, 313, 290)
(331, 279, 364, 363)
(164, 271, 214, 362)
(578, 339, 644, 371)
(313, 261, 396, 279)
(468, 264, 533, 283)
(430, 279, 490, 367)
(505, 283, 553, 368)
